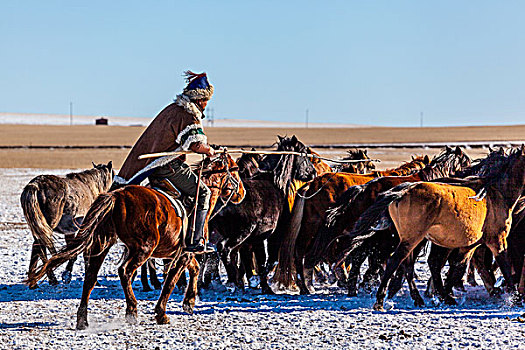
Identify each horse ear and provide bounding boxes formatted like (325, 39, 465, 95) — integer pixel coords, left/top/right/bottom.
(92, 161, 96, 168)
(251, 147, 256, 151)
(521, 144, 525, 154)
(424, 155, 430, 163)
(107, 161, 113, 170)
(364, 150, 368, 155)
(454, 146, 462, 155)
(411, 155, 415, 160)
(291, 135, 297, 142)
(277, 135, 284, 142)
(445, 145, 452, 152)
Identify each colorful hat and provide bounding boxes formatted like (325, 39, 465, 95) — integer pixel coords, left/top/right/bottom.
(182, 71, 214, 101)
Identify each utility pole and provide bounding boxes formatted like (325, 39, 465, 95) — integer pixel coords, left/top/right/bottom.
(208, 107, 214, 127)
(305, 108, 309, 128)
(70, 102, 73, 126)
(420, 112, 423, 128)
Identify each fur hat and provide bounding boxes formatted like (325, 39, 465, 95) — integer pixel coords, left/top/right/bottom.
(182, 71, 214, 101)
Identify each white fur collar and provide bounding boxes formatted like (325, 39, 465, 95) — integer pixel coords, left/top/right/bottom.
(175, 94, 202, 119)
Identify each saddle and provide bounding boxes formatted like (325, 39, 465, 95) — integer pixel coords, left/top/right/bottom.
(148, 178, 191, 245)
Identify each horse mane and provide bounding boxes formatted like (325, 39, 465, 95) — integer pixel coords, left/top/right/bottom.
(456, 147, 509, 178)
(381, 155, 429, 176)
(335, 149, 375, 173)
(262, 135, 310, 196)
(420, 146, 471, 180)
(65, 163, 113, 192)
(236, 148, 262, 178)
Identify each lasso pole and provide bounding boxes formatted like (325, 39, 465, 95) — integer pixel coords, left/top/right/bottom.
(138, 149, 380, 164)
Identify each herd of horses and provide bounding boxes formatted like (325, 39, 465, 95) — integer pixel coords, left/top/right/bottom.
(20, 136, 525, 329)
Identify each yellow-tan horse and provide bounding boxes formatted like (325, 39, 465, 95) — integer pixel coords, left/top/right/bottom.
(350, 146, 525, 310)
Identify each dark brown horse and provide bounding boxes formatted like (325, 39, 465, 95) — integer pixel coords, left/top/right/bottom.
(21, 162, 113, 285)
(26, 153, 245, 329)
(274, 155, 430, 294)
(348, 146, 525, 310)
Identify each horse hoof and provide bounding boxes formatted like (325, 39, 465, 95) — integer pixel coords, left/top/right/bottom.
(182, 303, 194, 315)
(347, 289, 357, 297)
(443, 296, 457, 306)
(76, 319, 88, 330)
(262, 288, 275, 295)
(490, 287, 503, 297)
(62, 271, 72, 284)
(155, 314, 170, 325)
(125, 314, 138, 324)
(142, 286, 153, 293)
(49, 277, 59, 286)
(153, 283, 162, 290)
(373, 303, 385, 312)
(414, 298, 425, 307)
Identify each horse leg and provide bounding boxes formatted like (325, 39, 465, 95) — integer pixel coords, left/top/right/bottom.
(491, 249, 516, 296)
(253, 243, 274, 294)
(148, 259, 163, 289)
(347, 248, 368, 296)
(295, 256, 312, 295)
(182, 256, 200, 314)
(444, 248, 476, 302)
(32, 241, 59, 285)
(404, 252, 425, 307)
(374, 241, 416, 311)
(139, 261, 153, 292)
(62, 234, 77, 284)
(388, 240, 425, 303)
(470, 246, 499, 296)
(76, 242, 114, 330)
(154, 254, 192, 324)
(426, 244, 452, 302)
(387, 262, 406, 299)
(118, 249, 151, 324)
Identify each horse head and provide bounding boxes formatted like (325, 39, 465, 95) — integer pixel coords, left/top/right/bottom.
(200, 152, 245, 204)
(338, 149, 376, 173)
(276, 135, 317, 182)
(91, 161, 114, 192)
(236, 148, 262, 178)
(424, 146, 471, 178)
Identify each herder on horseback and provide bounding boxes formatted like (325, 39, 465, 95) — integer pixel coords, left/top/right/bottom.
(113, 70, 216, 253)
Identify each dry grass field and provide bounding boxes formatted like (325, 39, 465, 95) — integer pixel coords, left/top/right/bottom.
(1, 124, 524, 169)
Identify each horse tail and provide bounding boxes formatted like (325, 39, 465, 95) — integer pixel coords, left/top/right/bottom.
(273, 185, 308, 288)
(332, 182, 417, 265)
(26, 193, 116, 287)
(20, 183, 57, 254)
(305, 185, 365, 269)
(325, 185, 365, 227)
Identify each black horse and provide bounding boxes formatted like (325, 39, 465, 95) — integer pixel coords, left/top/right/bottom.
(209, 136, 317, 293)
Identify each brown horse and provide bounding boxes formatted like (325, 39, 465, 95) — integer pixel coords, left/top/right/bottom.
(350, 146, 525, 310)
(26, 153, 245, 329)
(313, 147, 471, 298)
(21, 162, 114, 285)
(274, 155, 430, 293)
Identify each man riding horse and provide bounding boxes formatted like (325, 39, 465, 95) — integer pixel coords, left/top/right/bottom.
(113, 71, 216, 253)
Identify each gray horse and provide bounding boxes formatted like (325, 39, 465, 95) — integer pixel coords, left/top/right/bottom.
(21, 162, 113, 286)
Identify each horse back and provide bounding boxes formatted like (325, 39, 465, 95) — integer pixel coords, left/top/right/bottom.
(389, 182, 488, 248)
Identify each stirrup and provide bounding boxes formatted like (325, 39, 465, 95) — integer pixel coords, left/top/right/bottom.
(184, 242, 216, 254)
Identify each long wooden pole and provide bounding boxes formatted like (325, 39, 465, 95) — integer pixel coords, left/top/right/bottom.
(138, 149, 380, 164)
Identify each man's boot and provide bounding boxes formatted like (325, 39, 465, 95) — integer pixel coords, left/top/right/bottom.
(184, 209, 209, 253)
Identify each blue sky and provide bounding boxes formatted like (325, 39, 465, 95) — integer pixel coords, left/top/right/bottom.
(2, 1, 524, 126)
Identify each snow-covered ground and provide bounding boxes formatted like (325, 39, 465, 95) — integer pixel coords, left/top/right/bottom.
(0, 169, 524, 349)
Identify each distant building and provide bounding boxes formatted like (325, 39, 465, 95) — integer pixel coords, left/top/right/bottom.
(95, 117, 108, 125)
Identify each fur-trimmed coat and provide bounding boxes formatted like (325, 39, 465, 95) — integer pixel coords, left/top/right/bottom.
(116, 95, 207, 182)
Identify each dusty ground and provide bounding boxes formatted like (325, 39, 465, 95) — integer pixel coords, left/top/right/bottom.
(2, 124, 523, 168)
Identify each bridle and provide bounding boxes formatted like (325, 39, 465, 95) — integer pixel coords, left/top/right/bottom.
(203, 154, 242, 221)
